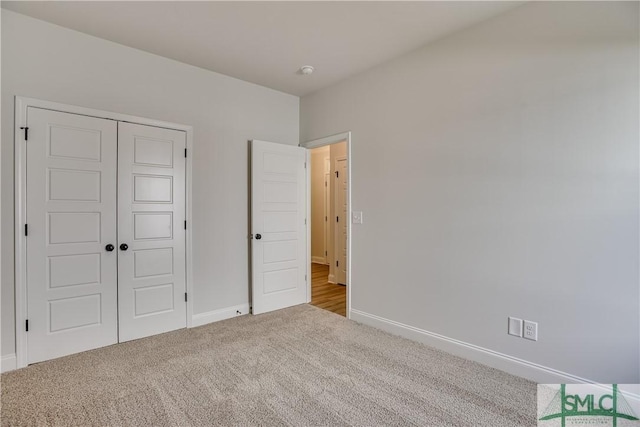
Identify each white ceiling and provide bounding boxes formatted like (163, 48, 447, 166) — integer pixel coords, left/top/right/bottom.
(2, 1, 523, 96)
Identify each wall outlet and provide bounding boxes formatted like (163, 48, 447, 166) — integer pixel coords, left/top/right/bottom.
(352, 211, 363, 224)
(508, 317, 523, 337)
(523, 320, 538, 341)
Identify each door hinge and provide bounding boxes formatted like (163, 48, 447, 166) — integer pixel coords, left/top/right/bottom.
(305, 218, 307, 225)
(185, 292, 188, 302)
(336, 260, 339, 267)
(305, 274, 307, 282)
(25, 319, 29, 332)
(336, 216, 339, 223)
(335, 171, 339, 178)
(184, 220, 187, 230)
(20, 126, 29, 141)
(325, 216, 327, 222)
(325, 181, 327, 187)
(24, 224, 28, 236)
(304, 162, 307, 169)
(184, 148, 187, 158)
(325, 250, 328, 256)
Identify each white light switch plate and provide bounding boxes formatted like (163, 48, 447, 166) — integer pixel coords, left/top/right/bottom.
(508, 317, 523, 337)
(352, 211, 363, 224)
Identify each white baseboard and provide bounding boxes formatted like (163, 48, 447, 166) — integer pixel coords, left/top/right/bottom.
(1, 353, 17, 373)
(350, 309, 595, 385)
(191, 303, 250, 328)
(0, 309, 600, 384)
(328, 274, 336, 284)
(311, 256, 327, 265)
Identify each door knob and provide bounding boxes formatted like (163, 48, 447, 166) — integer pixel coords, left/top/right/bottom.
(255, 234, 262, 240)
(105, 244, 115, 252)
(120, 243, 129, 251)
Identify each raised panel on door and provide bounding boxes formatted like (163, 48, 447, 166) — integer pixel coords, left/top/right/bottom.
(251, 140, 307, 315)
(335, 157, 347, 285)
(118, 122, 186, 342)
(26, 107, 118, 364)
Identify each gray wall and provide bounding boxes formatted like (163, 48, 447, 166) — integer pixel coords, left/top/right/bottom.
(1, 10, 299, 357)
(301, 1, 639, 383)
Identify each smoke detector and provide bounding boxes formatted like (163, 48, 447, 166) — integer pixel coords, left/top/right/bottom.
(299, 65, 315, 75)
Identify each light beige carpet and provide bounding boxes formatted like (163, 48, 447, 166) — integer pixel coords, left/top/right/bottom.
(1, 304, 536, 426)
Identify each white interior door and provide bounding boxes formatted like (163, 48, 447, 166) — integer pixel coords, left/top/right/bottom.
(117, 122, 187, 342)
(251, 140, 307, 315)
(324, 171, 330, 264)
(335, 157, 347, 285)
(26, 107, 118, 364)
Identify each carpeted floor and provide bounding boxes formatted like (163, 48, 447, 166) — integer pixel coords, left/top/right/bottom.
(1, 304, 536, 426)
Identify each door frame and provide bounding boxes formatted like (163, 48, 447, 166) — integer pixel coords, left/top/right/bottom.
(13, 96, 194, 369)
(300, 131, 352, 319)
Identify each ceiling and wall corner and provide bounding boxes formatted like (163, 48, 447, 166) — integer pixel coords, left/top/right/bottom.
(0, 1, 524, 96)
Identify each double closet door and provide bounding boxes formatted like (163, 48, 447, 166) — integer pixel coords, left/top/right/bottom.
(26, 107, 186, 364)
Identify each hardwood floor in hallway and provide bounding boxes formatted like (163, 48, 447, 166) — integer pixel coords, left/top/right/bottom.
(310, 263, 346, 317)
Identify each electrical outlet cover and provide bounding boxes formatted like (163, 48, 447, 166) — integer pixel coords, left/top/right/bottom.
(523, 320, 538, 341)
(508, 317, 523, 337)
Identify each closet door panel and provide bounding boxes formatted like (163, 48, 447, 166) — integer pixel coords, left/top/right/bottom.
(117, 123, 187, 342)
(26, 107, 118, 364)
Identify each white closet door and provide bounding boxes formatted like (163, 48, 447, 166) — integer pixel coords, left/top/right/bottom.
(117, 122, 187, 342)
(251, 140, 307, 315)
(26, 107, 118, 364)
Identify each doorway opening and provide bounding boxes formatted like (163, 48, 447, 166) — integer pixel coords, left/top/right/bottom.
(305, 137, 349, 317)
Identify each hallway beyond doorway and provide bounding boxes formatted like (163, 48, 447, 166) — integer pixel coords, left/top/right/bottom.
(310, 263, 346, 317)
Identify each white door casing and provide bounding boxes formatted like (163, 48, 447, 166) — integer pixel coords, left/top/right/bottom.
(117, 122, 187, 342)
(251, 140, 307, 315)
(335, 157, 347, 285)
(26, 107, 118, 364)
